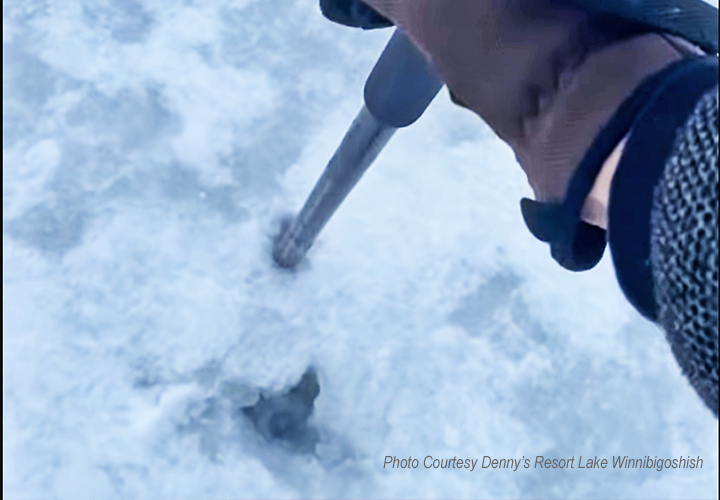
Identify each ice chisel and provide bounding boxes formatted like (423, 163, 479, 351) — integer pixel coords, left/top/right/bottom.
(272, 29, 443, 269)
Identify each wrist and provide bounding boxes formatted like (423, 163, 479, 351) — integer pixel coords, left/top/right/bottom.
(581, 134, 628, 230)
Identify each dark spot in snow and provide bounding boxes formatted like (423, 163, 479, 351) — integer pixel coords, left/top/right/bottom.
(82, 0, 155, 45)
(242, 368, 320, 453)
(449, 271, 523, 336)
(6, 202, 87, 254)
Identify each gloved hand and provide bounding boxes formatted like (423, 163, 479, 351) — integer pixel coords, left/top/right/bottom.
(357, 0, 704, 270)
(319, 0, 393, 30)
(322, 0, 719, 418)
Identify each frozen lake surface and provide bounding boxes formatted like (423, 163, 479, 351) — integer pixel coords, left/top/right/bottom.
(3, 1, 718, 498)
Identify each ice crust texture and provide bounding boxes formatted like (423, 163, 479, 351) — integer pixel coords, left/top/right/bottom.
(3, 1, 719, 499)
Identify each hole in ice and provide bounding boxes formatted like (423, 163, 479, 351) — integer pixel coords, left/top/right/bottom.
(241, 368, 320, 453)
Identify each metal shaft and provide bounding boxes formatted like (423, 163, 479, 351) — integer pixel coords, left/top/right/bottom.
(272, 29, 443, 269)
(273, 106, 396, 268)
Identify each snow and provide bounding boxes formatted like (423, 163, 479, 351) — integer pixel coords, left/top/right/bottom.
(3, 1, 718, 499)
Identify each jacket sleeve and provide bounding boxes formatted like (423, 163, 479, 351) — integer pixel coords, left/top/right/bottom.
(650, 86, 719, 417)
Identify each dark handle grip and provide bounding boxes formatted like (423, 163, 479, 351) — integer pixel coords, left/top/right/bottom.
(364, 29, 444, 128)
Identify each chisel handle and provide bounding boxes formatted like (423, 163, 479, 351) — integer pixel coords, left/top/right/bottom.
(272, 30, 443, 269)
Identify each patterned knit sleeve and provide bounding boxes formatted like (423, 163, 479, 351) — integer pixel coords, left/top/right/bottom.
(650, 86, 719, 417)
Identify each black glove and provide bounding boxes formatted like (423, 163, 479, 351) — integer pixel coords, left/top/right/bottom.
(319, 0, 393, 29)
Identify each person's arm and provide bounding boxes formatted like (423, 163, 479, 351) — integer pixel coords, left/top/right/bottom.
(562, 75, 719, 417)
(320, 0, 719, 416)
(650, 87, 719, 416)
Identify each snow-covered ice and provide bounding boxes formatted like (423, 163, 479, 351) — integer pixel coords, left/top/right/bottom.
(3, 1, 718, 499)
